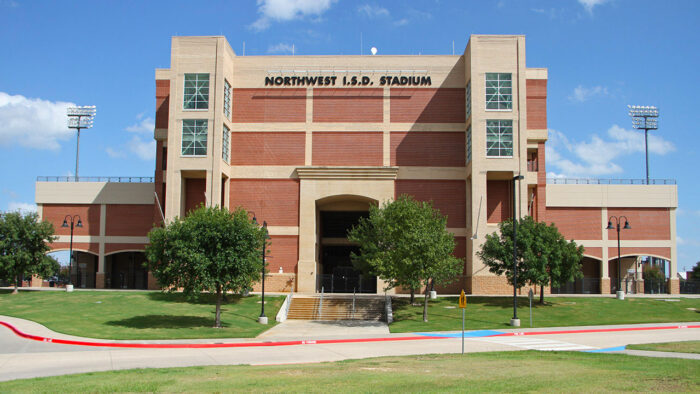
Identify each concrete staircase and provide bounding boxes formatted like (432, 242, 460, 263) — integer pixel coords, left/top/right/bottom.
(286, 295, 386, 321)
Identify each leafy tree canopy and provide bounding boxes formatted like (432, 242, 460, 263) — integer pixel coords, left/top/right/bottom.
(477, 216, 584, 303)
(691, 262, 700, 281)
(348, 195, 462, 322)
(0, 211, 58, 293)
(145, 206, 266, 328)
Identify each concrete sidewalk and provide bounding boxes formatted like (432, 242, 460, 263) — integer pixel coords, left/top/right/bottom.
(0, 316, 699, 382)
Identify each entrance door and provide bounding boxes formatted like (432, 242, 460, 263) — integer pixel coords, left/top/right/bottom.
(318, 210, 376, 293)
(319, 245, 376, 293)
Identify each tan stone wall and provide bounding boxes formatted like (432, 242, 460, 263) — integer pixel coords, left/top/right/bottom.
(251, 273, 296, 292)
(470, 275, 551, 296)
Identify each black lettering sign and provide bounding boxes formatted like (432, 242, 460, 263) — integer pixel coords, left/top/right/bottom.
(264, 75, 431, 87)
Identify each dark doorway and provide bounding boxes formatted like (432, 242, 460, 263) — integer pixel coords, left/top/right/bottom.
(106, 252, 148, 289)
(319, 245, 376, 293)
(318, 210, 376, 293)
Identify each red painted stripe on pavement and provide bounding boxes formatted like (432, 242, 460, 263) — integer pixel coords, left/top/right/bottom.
(0, 321, 440, 349)
(491, 324, 700, 337)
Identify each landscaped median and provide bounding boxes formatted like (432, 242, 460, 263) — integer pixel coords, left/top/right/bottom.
(0, 351, 698, 392)
(389, 296, 700, 333)
(0, 290, 284, 340)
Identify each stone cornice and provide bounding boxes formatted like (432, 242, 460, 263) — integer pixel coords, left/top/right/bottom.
(295, 166, 399, 180)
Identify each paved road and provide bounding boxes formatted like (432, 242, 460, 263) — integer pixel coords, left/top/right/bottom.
(0, 317, 698, 382)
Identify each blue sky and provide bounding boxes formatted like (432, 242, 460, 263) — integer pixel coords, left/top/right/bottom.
(0, 0, 698, 272)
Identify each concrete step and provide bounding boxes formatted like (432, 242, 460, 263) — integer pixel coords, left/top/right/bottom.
(287, 295, 386, 321)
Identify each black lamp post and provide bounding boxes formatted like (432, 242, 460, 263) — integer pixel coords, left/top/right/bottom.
(606, 216, 631, 295)
(511, 174, 524, 326)
(61, 215, 83, 287)
(259, 221, 271, 324)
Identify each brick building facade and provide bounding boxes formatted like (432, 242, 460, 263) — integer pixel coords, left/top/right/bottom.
(35, 35, 678, 294)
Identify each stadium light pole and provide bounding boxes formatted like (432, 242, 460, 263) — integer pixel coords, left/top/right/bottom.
(606, 216, 631, 299)
(627, 105, 658, 185)
(67, 106, 96, 181)
(511, 174, 524, 327)
(61, 215, 82, 290)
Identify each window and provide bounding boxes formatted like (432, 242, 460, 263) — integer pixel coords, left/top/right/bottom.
(183, 73, 209, 109)
(465, 80, 471, 119)
(181, 120, 208, 156)
(486, 119, 513, 157)
(466, 125, 472, 164)
(222, 124, 230, 163)
(485, 73, 512, 110)
(223, 80, 231, 119)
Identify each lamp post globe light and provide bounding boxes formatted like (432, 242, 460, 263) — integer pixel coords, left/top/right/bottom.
(511, 174, 525, 327)
(66, 105, 96, 180)
(627, 105, 659, 185)
(606, 216, 631, 299)
(61, 215, 83, 292)
(259, 221, 271, 324)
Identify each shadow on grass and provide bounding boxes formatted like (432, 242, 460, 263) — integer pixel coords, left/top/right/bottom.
(147, 292, 246, 306)
(106, 315, 219, 329)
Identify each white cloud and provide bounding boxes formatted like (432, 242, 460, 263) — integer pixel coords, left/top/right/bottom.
(127, 136, 155, 161)
(569, 85, 608, 102)
(677, 236, 686, 245)
(358, 4, 389, 18)
(8, 202, 37, 214)
(546, 125, 675, 178)
(267, 43, 295, 54)
(578, 0, 608, 14)
(0, 92, 75, 150)
(125, 117, 154, 133)
(393, 18, 409, 27)
(105, 147, 125, 158)
(250, 0, 336, 31)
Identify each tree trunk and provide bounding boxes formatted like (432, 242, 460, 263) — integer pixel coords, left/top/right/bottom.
(540, 285, 544, 304)
(422, 280, 430, 322)
(12, 275, 18, 294)
(410, 288, 415, 304)
(214, 284, 222, 328)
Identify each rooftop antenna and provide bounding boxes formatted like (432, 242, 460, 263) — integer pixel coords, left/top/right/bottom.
(292, 43, 295, 56)
(242, 41, 245, 56)
(452, 40, 455, 55)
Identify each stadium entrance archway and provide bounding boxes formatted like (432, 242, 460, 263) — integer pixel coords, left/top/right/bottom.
(316, 196, 377, 293)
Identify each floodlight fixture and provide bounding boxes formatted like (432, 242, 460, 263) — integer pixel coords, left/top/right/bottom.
(66, 105, 97, 180)
(627, 105, 660, 184)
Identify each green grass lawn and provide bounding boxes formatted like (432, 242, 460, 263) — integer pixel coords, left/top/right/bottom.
(627, 340, 700, 354)
(390, 296, 700, 333)
(0, 290, 283, 340)
(0, 351, 697, 392)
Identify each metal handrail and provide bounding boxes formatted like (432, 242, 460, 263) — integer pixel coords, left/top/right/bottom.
(352, 288, 356, 319)
(319, 286, 324, 320)
(547, 178, 675, 185)
(37, 176, 154, 183)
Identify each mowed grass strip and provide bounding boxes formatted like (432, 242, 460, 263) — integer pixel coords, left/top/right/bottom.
(0, 351, 698, 392)
(390, 296, 700, 333)
(0, 290, 283, 339)
(627, 340, 700, 354)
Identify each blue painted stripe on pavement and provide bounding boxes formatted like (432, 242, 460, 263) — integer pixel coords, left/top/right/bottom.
(414, 330, 505, 338)
(584, 346, 626, 353)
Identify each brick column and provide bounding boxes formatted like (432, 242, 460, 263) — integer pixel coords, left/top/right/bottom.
(668, 278, 680, 294)
(600, 278, 611, 295)
(147, 272, 160, 290)
(95, 273, 105, 289)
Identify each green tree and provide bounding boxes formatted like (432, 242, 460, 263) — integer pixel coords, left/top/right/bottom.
(145, 206, 266, 328)
(691, 262, 700, 281)
(348, 195, 462, 322)
(477, 216, 584, 304)
(0, 211, 59, 294)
